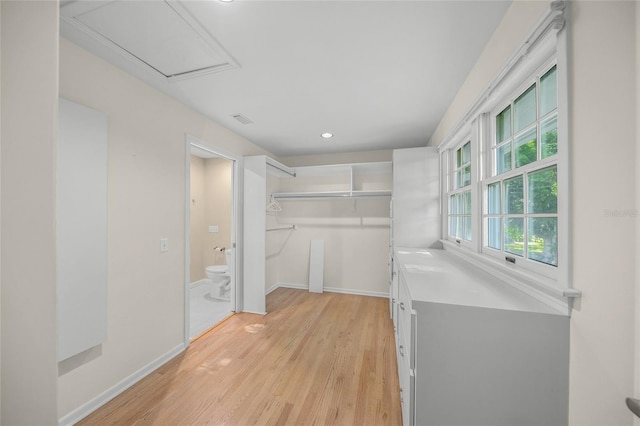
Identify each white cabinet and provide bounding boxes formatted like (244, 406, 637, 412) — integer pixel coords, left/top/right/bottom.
(391, 147, 440, 249)
(390, 146, 439, 324)
(394, 248, 569, 426)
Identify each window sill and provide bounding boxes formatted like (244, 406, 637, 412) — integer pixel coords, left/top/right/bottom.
(440, 240, 580, 316)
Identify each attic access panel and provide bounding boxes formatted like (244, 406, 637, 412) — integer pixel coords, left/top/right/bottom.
(61, 0, 238, 81)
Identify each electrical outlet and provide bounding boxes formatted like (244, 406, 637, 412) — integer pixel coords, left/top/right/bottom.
(160, 238, 169, 253)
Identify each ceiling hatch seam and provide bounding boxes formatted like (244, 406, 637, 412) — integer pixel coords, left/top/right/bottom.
(60, 0, 240, 82)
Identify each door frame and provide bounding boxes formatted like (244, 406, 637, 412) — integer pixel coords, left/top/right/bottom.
(184, 134, 243, 346)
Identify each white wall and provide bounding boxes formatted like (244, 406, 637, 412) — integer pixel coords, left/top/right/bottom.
(273, 197, 391, 295)
(190, 156, 206, 281)
(203, 158, 233, 268)
(269, 151, 392, 296)
(1, 2, 3, 420)
(636, 2, 640, 422)
(57, 38, 273, 419)
(569, 3, 635, 424)
(190, 156, 233, 282)
(0, 1, 59, 424)
(429, 1, 637, 424)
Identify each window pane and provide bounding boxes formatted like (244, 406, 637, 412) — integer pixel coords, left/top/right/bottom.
(513, 85, 537, 133)
(455, 169, 462, 189)
(462, 142, 471, 165)
(488, 217, 501, 249)
(514, 127, 537, 168)
(496, 143, 512, 175)
(504, 218, 524, 256)
(463, 216, 472, 241)
(539, 66, 557, 116)
(461, 165, 471, 187)
(449, 216, 457, 237)
(528, 217, 558, 266)
(496, 106, 511, 142)
(541, 115, 558, 158)
(528, 166, 557, 214)
(462, 190, 471, 215)
(456, 147, 462, 168)
(504, 175, 524, 214)
(450, 194, 458, 215)
(488, 182, 501, 214)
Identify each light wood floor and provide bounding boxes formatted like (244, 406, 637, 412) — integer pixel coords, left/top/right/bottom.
(78, 288, 402, 425)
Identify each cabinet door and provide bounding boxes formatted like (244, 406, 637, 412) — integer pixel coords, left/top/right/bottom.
(397, 328, 411, 426)
(397, 307, 414, 426)
(389, 254, 394, 320)
(398, 274, 413, 360)
(391, 257, 399, 330)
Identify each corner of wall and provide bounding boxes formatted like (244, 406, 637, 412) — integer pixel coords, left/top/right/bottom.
(0, 0, 3, 420)
(635, 2, 640, 423)
(427, 0, 550, 147)
(1, 1, 60, 424)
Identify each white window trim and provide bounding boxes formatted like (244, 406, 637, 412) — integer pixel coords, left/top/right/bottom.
(483, 60, 560, 280)
(437, 0, 579, 316)
(444, 132, 474, 249)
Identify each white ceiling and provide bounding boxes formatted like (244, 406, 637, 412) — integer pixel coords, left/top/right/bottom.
(60, 0, 511, 157)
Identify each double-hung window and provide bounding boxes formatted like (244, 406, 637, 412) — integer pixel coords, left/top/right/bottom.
(437, 2, 574, 309)
(448, 141, 472, 242)
(484, 64, 559, 273)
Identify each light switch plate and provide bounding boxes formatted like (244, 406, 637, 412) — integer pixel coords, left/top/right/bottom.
(208, 225, 219, 233)
(160, 238, 169, 253)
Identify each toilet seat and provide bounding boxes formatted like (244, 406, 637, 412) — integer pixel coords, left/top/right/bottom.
(206, 265, 228, 275)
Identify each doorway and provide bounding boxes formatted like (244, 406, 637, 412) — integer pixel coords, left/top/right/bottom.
(185, 136, 238, 341)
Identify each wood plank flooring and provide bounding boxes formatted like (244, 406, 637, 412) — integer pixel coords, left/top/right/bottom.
(78, 288, 402, 425)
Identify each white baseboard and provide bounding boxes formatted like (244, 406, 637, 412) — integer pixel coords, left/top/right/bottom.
(267, 282, 389, 298)
(325, 286, 389, 298)
(271, 282, 308, 292)
(58, 343, 186, 426)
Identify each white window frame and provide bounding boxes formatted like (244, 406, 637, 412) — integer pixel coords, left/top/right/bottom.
(482, 59, 560, 281)
(446, 137, 474, 247)
(437, 1, 577, 314)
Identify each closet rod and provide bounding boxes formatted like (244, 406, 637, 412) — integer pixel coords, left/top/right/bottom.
(272, 190, 392, 200)
(266, 225, 296, 232)
(266, 161, 296, 178)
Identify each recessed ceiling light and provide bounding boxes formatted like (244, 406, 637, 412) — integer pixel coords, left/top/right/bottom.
(321, 133, 333, 139)
(219, 0, 234, 3)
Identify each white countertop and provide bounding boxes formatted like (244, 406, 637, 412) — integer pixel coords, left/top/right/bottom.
(395, 248, 563, 316)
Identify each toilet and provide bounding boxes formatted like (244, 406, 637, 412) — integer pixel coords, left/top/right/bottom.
(205, 250, 231, 301)
(205, 265, 230, 300)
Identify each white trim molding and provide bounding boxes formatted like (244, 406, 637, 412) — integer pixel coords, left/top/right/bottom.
(267, 282, 389, 299)
(58, 344, 186, 426)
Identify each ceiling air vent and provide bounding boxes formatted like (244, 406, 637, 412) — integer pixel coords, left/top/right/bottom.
(231, 114, 254, 125)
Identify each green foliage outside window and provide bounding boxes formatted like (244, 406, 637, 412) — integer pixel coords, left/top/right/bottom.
(492, 65, 559, 267)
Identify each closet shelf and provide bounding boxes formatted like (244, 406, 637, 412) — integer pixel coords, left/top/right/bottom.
(272, 190, 392, 200)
